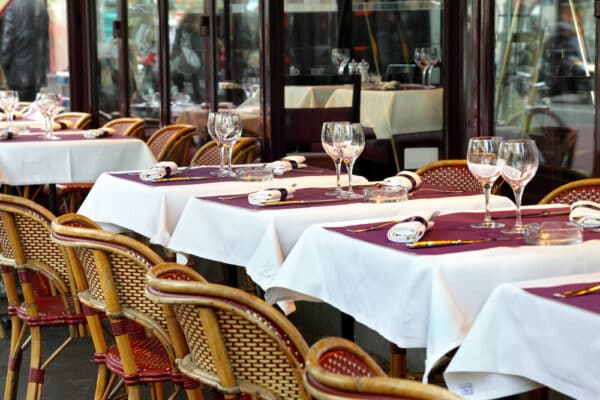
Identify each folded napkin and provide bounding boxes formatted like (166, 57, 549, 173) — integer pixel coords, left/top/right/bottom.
(570, 200, 600, 228)
(248, 186, 296, 206)
(387, 211, 438, 243)
(266, 156, 307, 175)
(383, 171, 422, 192)
(379, 80, 399, 90)
(139, 161, 179, 181)
(0, 111, 23, 121)
(83, 127, 115, 139)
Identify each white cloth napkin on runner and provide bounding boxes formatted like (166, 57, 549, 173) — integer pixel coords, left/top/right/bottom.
(570, 200, 600, 228)
(248, 186, 296, 206)
(139, 161, 178, 181)
(387, 211, 438, 243)
(266, 156, 307, 175)
(383, 170, 422, 191)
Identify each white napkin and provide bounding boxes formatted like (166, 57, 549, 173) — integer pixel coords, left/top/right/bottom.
(570, 200, 600, 228)
(83, 127, 115, 139)
(139, 161, 178, 181)
(248, 186, 296, 206)
(266, 156, 307, 175)
(383, 171, 422, 192)
(387, 211, 438, 243)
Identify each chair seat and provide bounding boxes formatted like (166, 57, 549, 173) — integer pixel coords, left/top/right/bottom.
(105, 336, 174, 385)
(55, 183, 94, 195)
(16, 295, 86, 326)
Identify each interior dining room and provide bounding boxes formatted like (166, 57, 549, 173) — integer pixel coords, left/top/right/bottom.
(0, 0, 598, 399)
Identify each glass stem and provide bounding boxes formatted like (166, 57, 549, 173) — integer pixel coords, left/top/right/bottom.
(227, 141, 235, 172)
(334, 159, 342, 192)
(427, 67, 433, 87)
(218, 143, 226, 171)
(346, 158, 356, 194)
(513, 186, 524, 230)
(482, 182, 493, 224)
(421, 68, 426, 86)
(7, 111, 13, 131)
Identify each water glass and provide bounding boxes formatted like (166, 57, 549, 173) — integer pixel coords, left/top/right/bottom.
(321, 121, 348, 196)
(0, 90, 19, 132)
(498, 139, 539, 234)
(333, 122, 365, 198)
(427, 47, 441, 88)
(466, 136, 504, 229)
(414, 48, 431, 86)
(214, 112, 243, 177)
(331, 48, 350, 75)
(36, 93, 62, 140)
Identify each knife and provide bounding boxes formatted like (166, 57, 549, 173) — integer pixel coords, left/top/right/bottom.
(262, 198, 352, 207)
(553, 283, 600, 298)
(406, 236, 524, 248)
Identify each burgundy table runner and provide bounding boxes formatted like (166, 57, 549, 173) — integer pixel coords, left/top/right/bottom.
(111, 165, 335, 187)
(326, 208, 600, 255)
(0, 132, 131, 142)
(525, 282, 600, 315)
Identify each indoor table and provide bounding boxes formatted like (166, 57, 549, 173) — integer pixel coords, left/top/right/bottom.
(265, 206, 600, 381)
(445, 272, 600, 400)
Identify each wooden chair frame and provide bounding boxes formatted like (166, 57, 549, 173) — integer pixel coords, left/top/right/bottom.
(147, 124, 197, 165)
(55, 112, 92, 129)
(304, 337, 462, 400)
(102, 117, 146, 140)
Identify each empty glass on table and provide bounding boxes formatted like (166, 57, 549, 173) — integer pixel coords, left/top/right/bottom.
(0, 90, 19, 133)
(498, 139, 539, 234)
(467, 136, 504, 229)
(427, 47, 441, 88)
(35, 93, 62, 140)
(331, 48, 350, 75)
(214, 112, 243, 177)
(333, 122, 365, 198)
(321, 121, 349, 196)
(414, 47, 431, 87)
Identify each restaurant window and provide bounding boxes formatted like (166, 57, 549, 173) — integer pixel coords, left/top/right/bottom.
(493, 0, 595, 196)
(0, 0, 70, 106)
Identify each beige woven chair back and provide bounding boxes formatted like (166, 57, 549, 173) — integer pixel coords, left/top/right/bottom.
(538, 178, 600, 204)
(102, 117, 145, 140)
(304, 337, 463, 400)
(146, 263, 311, 399)
(147, 124, 196, 165)
(55, 112, 92, 129)
(415, 159, 496, 194)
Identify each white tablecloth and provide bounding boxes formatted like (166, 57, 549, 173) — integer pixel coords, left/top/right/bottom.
(445, 272, 600, 400)
(325, 88, 443, 139)
(79, 168, 366, 246)
(168, 194, 513, 292)
(265, 206, 600, 381)
(284, 85, 342, 108)
(0, 133, 156, 185)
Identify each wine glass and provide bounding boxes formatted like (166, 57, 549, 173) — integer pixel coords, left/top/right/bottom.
(321, 121, 349, 196)
(0, 90, 19, 133)
(333, 122, 365, 198)
(36, 93, 62, 140)
(467, 137, 504, 229)
(331, 48, 350, 75)
(214, 112, 242, 177)
(498, 139, 539, 234)
(206, 111, 226, 176)
(414, 47, 431, 86)
(427, 47, 441, 88)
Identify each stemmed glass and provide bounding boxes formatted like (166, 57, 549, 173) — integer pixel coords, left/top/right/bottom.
(36, 93, 62, 140)
(498, 139, 539, 234)
(331, 48, 350, 75)
(467, 137, 504, 229)
(321, 121, 348, 196)
(333, 122, 365, 198)
(427, 47, 440, 88)
(414, 47, 431, 87)
(206, 111, 226, 176)
(214, 112, 243, 177)
(0, 90, 19, 133)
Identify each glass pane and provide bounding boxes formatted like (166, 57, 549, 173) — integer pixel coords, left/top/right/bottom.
(494, 0, 595, 182)
(0, 0, 69, 106)
(96, 0, 119, 115)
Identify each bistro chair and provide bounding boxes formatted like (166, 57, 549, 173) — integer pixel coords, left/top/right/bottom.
(55, 111, 92, 129)
(145, 262, 311, 400)
(146, 124, 197, 165)
(103, 117, 146, 140)
(51, 215, 203, 400)
(538, 178, 600, 205)
(190, 137, 258, 166)
(0, 194, 89, 400)
(304, 337, 462, 400)
(415, 159, 503, 194)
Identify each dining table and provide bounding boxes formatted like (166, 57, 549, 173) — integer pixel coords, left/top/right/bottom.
(265, 206, 600, 383)
(444, 272, 600, 400)
(78, 165, 368, 247)
(166, 187, 514, 293)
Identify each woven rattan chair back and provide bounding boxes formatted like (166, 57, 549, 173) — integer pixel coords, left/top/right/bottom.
(55, 112, 92, 129)
(304, 337, 463, 400)
(146, 263, 311, 399)
(191, 137, 257, 166)
(415, 159, 502, 194)
(146, 124, 196, 165)
(102, 117, 145, 140)
(16, 102, 32, 114)
(538, 178, 600, 204)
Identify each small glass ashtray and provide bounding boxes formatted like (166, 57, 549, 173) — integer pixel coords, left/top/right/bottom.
(524, 221, 583, 246)
(235, 166, 274, 182)
(363, 186, 408, 203)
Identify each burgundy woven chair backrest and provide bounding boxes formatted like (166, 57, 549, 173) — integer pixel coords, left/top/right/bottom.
(544, 184, 600, 204)
(103, 118, 145, 138)
(417, 162, 482, 193)
(190, 140, 220, 165)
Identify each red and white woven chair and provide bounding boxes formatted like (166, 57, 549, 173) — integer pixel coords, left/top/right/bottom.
(538, 178, 600, 205)
(304, 337, 462, 400)
(146, 262, 311, 399)
(415, 159, 504, 194)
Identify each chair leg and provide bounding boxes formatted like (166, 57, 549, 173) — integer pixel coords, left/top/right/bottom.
(4, 317, 26, 400)
(125, 384, 142, 400)
(389, 343, 407, 378)
(25, 326, 42, 400)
